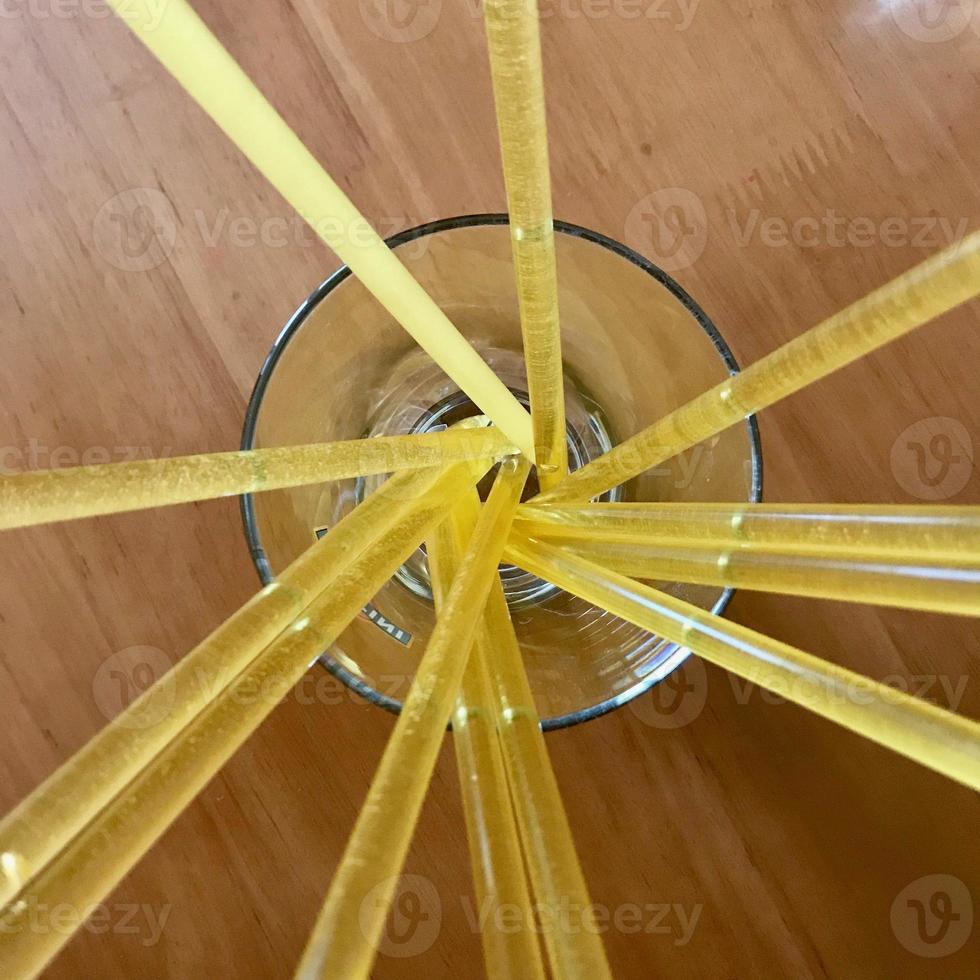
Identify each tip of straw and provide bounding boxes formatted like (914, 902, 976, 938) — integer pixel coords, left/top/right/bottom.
(452, 415, 493, 430)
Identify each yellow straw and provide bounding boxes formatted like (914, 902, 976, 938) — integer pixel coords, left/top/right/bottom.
(296, 457, 530, 980)
(535, 231, 980, 503)
(0, 460, 489, 911)
(477, 579, 610, 980)
(516, 502, 980, 562)
(483, 0, 567, 489)
(506, 535, 980, 792)
(481, 573, 613, 978)
(0, 466, 483, 979)
(104, 0, 535, 458)
(0, 428, 513, 530)
(549, 539, 980, 615)
(427, 494, 546, 980)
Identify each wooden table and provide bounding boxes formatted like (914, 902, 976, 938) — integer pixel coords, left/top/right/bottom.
(1, 1, 977, 976)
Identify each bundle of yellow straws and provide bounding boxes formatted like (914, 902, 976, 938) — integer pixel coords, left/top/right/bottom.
(0, 0, 978, 977)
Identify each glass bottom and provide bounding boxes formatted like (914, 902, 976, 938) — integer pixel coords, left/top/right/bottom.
(354, 345, 621, 609)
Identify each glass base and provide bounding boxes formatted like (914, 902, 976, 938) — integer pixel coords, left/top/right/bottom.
(356, 345, 621, 609)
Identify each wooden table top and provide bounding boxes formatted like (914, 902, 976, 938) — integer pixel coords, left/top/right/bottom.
(0, 1, 977, 976)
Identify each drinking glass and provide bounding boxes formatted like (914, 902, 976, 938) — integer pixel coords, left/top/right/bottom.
(241, 215, 762, 728)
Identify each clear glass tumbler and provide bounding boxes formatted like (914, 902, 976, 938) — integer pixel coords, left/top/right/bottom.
(241, 215, 762, 728)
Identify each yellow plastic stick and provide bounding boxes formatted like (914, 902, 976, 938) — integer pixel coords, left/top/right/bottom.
(105, 0, 534, 458)
(427, 495, 545, 980)
(506, 535, 980, 792)
(481, 570, 612, 979)
(0, 466, 484, 979)
(0, 428, 513, 531)
(535, 232, 980, 502)
(551, 539, 980, 616)
(296, 457, 530, 980)
(0, 460, 487, 911)
(516, 502, 980, 562)
(483, 0, 567, 489)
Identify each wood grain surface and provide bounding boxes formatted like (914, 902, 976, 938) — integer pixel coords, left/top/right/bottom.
(1, 1, 978, 976)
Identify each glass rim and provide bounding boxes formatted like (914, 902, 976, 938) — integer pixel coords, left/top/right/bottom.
(240, 212, 764, 731)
